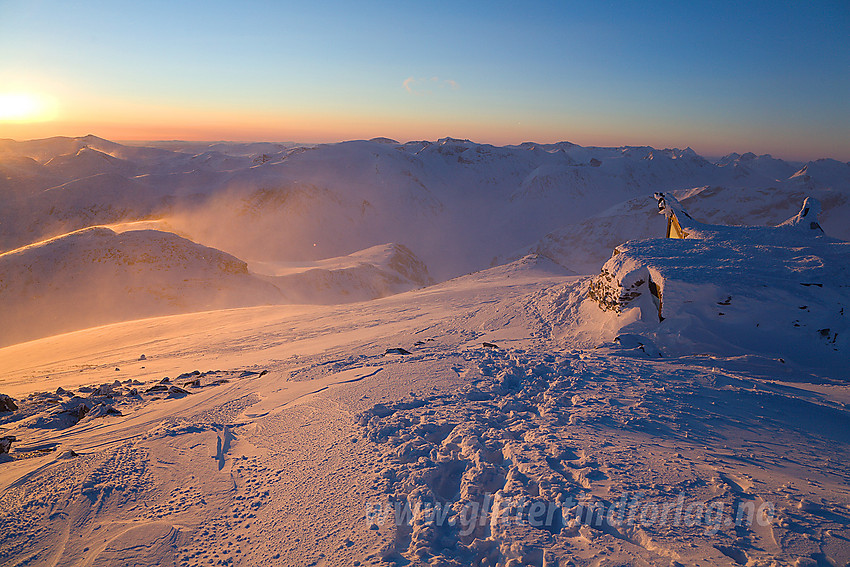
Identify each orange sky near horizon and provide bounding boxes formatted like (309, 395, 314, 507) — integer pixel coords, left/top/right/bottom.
(4, 110, 844, 163)
(0, 85, 839, 162)
(1, 0, 848, 161)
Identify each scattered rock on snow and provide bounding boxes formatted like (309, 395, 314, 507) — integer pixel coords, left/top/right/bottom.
(385, 348, 412, 355)
(84, 403, 123, 419)
(167, 386, 191, 397)
(0, 436, 16, 454)
(0, 394, 18, 412)
(31, 399, 91, 429)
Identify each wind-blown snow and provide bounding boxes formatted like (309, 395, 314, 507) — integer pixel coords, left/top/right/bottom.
(1, 135, 849, 567)
(4, 135, 846, 281)
(0, 227, 284, 346)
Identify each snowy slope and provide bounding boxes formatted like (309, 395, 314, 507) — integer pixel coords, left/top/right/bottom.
(3, 134, 850, 566)
(253, 243, 434, 304)
(0, 228, 436, 345)
(43, 146, 137, 179)
(1, 257, 849, 567)
(506, 183, 850, 275)
(0, 227, 284, 347)
(1, 133, 847, 348)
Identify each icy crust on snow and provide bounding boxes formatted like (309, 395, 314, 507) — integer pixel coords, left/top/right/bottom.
(1, 256, 849, 566)
(568, 209, 850, 374)
(0, 369, 269, 567)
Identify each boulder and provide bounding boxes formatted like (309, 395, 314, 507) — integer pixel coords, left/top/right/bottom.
(167, 386, 191, 397)
(85, 403, 123, 419)
(0, 436, 16, 454)
(0, 394, 17, 412)
(385, 348, 412, 355)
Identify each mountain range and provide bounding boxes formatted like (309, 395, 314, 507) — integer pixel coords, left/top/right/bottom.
(1, 135, 848, 345)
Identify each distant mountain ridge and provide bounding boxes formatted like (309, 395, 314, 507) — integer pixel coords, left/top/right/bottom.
(1, 135, 847, 346)
(3, 138, 847, 268)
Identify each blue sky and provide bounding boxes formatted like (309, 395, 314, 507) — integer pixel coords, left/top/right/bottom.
(1, 0, 848, 159)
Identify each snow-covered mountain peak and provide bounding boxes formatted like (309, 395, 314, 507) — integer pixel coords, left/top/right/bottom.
(368, 137, 399, 144)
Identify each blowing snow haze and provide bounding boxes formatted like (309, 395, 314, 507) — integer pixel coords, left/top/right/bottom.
(1, 133, 850, 566)
(2, 135, 849, 345)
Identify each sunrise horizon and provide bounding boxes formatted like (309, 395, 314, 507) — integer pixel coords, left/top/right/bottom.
(3, 2, 849, 162)
(3, 123, 847, 164)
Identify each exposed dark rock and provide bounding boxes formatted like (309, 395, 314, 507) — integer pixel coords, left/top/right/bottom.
(93, 384, 113, 397)
(0, 394, 18, 412)
(0, 436, 16, 454)
(167, 386, 191, 396)
(385, 348, 412, 355)
(86, 403, 123, 419)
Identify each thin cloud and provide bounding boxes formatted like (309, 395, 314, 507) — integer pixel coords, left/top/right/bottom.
(403, 77, 459, 96)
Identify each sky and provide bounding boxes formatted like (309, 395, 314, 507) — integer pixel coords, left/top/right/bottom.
(0, 0, 848, 160)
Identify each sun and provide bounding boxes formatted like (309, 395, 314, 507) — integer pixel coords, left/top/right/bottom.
(0, 92, 57, 122)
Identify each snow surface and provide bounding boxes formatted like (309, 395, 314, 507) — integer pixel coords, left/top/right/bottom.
(1, 135, 850, 566)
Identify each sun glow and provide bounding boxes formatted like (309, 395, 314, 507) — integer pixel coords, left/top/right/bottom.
(0, 92, 57, 122)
